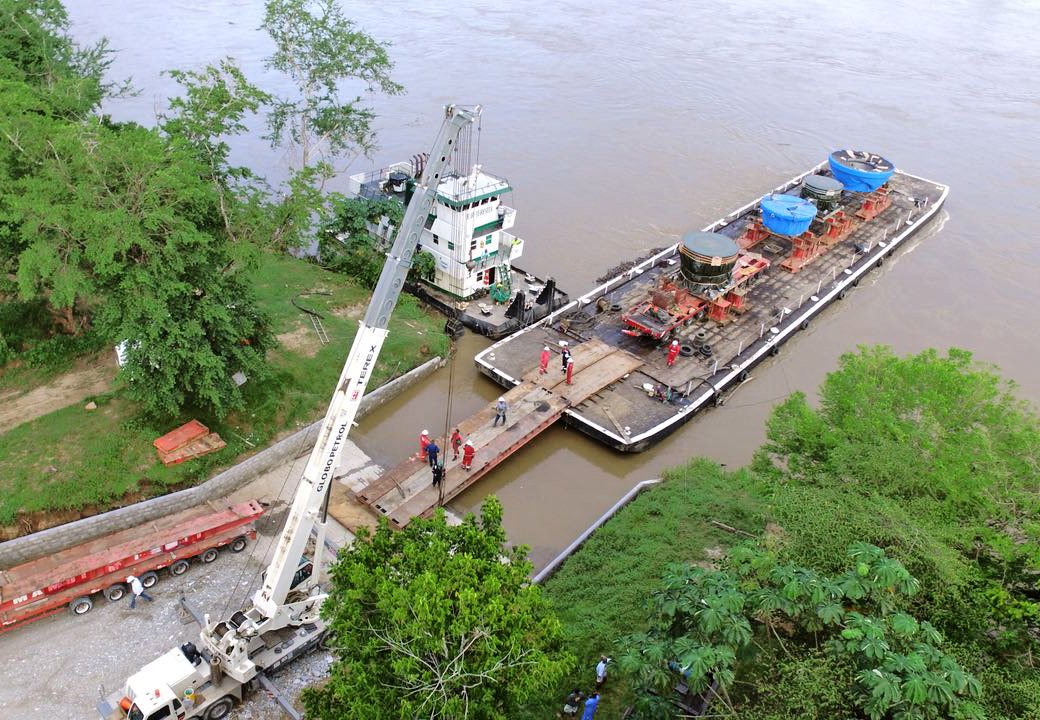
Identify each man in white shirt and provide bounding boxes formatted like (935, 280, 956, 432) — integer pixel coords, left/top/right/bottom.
(126, 574, 154, 609)
(595, 655, 610, 690)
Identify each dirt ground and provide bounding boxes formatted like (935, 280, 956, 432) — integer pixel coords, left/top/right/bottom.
(0, 353, 117, 434)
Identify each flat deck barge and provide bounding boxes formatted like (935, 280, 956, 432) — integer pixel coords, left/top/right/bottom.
(475, 161, 949, 451)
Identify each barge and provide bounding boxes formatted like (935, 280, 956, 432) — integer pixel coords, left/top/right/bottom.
(475, 153, 949, 451)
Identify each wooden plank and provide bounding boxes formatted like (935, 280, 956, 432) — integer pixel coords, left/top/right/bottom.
(153, 419, 208, 453)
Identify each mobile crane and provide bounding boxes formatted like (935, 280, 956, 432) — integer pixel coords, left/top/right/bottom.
(97, 104, 481, 720)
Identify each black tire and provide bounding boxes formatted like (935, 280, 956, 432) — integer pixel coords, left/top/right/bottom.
(170, 560, 190, 577)
(876, 257, 884, 267)
(140, 571, 159, 588)
(205, 697, 235, 720)
(318, 631, 335, 651)
(800, 320, 810, 331)
(69, 596, 93, 616)
(229, 536, 248, 553)
(838, 289, 848, 300)
(104, 584, 126, 602)
(770, 344, 780, 357)
(738, 370, 749, 382)
(200, 547, 219, 564)
(679, 344, 695, 357)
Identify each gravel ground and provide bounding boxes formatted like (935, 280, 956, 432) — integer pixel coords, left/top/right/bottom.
(0, 442, 371, 720)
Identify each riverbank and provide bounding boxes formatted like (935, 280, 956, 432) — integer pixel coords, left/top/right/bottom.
(0, 252, 449, 537)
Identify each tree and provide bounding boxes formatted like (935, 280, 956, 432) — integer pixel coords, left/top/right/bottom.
(303, 497, 573, 720)
(753, 347, 1040, 652)
(318, 194, 405, 287)
(5, 111, 272, 417)
(260, 0, 402, 249)
(619, 544, 983, 720)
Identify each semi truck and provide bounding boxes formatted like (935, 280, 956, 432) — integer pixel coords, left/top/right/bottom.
(0, 500, 263, 633)
(96, 104, 481, 720)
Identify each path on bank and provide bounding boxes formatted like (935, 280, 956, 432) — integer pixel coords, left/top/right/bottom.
(0, 355, 116, 434)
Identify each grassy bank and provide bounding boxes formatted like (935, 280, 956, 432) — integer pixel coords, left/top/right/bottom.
(0, 252, 449, 528)
(526, 459, 767, 718)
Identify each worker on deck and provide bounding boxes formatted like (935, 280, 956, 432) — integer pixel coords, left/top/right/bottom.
(425, 439, 440, 467)
(450, 427, 463, 460)
(560, 340, 571, 373)
(667, 339, 680, 367)
(418, 429, 430, 460)
(493, 397, 508, 426)
(431, 461, 444, 487)
(539, 345, 551, 374)
(461, 439, 476, 470)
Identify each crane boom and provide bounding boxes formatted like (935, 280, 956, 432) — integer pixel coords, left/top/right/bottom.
(198, 104, 481, 683)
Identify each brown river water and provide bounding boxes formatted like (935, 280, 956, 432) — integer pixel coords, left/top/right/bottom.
(67, 0, 1040, 568)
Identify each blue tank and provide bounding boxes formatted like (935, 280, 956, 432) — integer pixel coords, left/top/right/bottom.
(760, 194, 817, 236)
(828, 150, 895, 192)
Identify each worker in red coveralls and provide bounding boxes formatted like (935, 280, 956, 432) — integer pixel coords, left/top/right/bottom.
(461, 439, 476, 471)
(450, 428, 463, 460)
(418, 429, 431, 460)
(566, 356, 575, 385)
(666, 339, 680, 367)
(539, 345, 551, 374)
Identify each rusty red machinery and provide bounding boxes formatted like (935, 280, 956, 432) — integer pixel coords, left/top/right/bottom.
(622, 231, 770, 339)
(0, 500, 263, 632)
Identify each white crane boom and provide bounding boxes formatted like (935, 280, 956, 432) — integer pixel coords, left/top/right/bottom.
(198, 104, 481, 683)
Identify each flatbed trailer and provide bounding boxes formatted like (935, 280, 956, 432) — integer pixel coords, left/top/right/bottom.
(0, 500, 263, 632)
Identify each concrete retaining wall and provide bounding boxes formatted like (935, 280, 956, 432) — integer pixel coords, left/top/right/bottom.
(0, 356, 445, 569)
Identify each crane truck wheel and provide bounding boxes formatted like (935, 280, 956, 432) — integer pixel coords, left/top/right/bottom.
(69, 596, 93, 615)
(104, 584, 126, 602)
(205, 697, 235, 720)
(169, 560, 190, 577)
(229, 536, 248, 553)
(140, 571, 159, 588)
(200, 547, 219, 563)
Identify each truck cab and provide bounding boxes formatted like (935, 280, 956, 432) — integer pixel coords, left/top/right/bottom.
(98, 643, 235, 720)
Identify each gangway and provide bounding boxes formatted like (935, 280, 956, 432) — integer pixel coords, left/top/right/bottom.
(341, 338, 642, 529)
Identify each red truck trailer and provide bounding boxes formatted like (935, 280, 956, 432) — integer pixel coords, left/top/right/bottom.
(0, 499, 263, 632)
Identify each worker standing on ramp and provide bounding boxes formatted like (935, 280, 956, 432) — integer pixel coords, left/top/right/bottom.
(667, 339, 680, 367)
(539, 345, 551, 374)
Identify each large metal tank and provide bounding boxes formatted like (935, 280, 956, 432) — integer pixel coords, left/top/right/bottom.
(760, 194, 818, 236)
(678, 231, 739, 290)
(828, 150, 894, 192)
(801, 174, 844, 214)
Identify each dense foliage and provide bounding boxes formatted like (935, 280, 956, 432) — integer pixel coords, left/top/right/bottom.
(536, 347, 1040, 719)
(319, 195, 415, 288)
(304, 497, 573, 720)
(622, 544, 983, 720)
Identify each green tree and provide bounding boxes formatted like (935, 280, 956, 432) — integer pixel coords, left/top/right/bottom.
(260, 0, 403, 249)
(303, 497, 573, 720)
(753, 347, 1040, 652)
(318, 194, 405, 287)
(620, 544, 983, 720)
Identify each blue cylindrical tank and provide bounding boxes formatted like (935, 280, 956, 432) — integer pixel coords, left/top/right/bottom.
(760, 194, 817, 236)
(828, 150, 895, 192)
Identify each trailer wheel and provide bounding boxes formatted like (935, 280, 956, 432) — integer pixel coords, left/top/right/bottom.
(140, 571, 159, 588)
(205, 696, 235, 720)
(104, 584, 126, 602)
(69, 596, 93, 616)
(229, 536, 248, 553)
(170, 560, 190, 577)
(200, 548, 219, 564)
